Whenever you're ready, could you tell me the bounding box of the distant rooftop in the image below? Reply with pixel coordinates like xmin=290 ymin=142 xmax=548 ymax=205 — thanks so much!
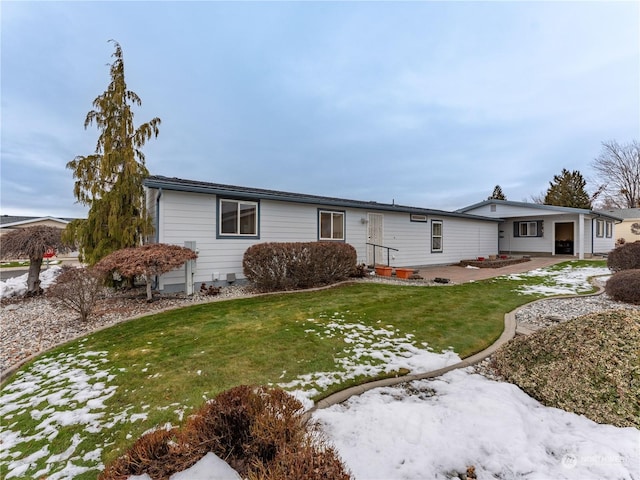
xmin=0 ymin=215 xmax=77 ymax=227
xmin=596 ymin=208 xmax=640 ymax=220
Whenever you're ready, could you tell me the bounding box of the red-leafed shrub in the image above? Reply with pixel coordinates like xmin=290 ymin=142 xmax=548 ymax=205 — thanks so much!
xmin=94 ymin=243 xmax=197 ymax=301
xmin=605 ymin=269 xmax=640 ymax=304
xmin=607 ymin=241 xmax=640 ymax=272
xmin=243 ymin=242 xmax=357 ymax=291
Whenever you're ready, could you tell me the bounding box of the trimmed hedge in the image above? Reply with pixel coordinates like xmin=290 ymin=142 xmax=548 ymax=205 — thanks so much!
xmin=607 ymin=241 xmax=640 ymax=272
xmin=100 ymin=385 xmax=352 ymax=479
xmin=243 ymin=242 xmax=358 ymax=291
xmin=605 ymin=269 xmax=640 ymax=305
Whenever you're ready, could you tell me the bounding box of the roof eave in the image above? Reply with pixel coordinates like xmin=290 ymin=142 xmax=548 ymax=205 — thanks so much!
xmin=144 ymin=176 xmax=501 ymax=222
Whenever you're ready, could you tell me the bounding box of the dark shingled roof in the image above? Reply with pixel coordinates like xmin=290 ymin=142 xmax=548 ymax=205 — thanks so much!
xmin=144 ymin=175 xmax=501 ymax=222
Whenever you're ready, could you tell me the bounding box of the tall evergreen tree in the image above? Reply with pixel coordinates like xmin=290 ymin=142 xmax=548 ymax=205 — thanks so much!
xmin=487 ymin=185 xmax=506 ymax=200
xmin=543 ymin=168 xmax=591 ymax=209
xmin=66 ymin=41 xmax=160 ymax=265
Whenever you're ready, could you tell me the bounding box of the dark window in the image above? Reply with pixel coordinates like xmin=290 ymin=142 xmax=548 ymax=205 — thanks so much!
xmin=431 ymin=220 xmax=443 ymax=252
xmin=319 ymin=210 xmax=345 ymax=240
xmin=513 ymin=220 xmax=543 ymax=237
xmin=219 ymin=199 xmax=258 ymax=236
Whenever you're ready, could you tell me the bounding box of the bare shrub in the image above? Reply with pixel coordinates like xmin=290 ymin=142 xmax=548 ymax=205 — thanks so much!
xmin=248 ymin=432 xmax=352 ymax=480
xmin=243 ymin=242 xmax=357 ymax=291
xmin=607 ymin=240 xmax=640 ymax=272
xmin=102 ymin=385 xmax=352 ymax=479
xmin=605 ymin=269 xmax=640 ymax=304
xmin=47 ymin=267 xmax=106 ymax=321
xmin=99 ymin=427 xmax=195 ymax=480
xmin=185 ymin=385 xmax=307 ymax=475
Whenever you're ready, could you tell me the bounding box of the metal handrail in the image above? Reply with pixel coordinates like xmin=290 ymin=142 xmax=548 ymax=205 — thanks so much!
xmin=366 ymin=242 xmax=399 ymax=267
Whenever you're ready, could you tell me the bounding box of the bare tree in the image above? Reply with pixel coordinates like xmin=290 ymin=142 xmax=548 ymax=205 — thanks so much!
xmin=592 ymin=140 xmax=640 ymax=208
xmin=94 ymin=243 xmax=197 ymax=301
xmin=0 ymin=226 xmax=75 ymax=296
xmin=48 ymin=267 xmax=106 ymax=321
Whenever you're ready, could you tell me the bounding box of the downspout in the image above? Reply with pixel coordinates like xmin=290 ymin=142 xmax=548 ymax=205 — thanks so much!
xmin=591 ymin=217 xmax=594 ymax=257
xmin=153 ymin=188 xmax=163 ymax=289
xmin=590 ymin=212 xmax=622 ymax=257
xmin=155 ymin=188 xmax=163 ymax=243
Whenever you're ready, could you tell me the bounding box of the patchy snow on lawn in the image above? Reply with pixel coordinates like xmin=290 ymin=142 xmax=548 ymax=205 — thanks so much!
xmin=313 ymin=368 xmax=640 ymax=480
xmin=277 ymin=311 xmax=460 ymax=405
xmin=505 ymin=263 xmax=610 ymax=296
xmin=0 ymin=343 xmax=149 ymax=479
xmin=2 ymin=262 xmax=633 ymax=479
xmin=0 ymin=265 xmax=62 ymax=298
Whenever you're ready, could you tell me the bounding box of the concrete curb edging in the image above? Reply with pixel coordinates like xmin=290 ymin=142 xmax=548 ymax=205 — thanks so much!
xmin=306 ymin=309 xmax=517 ymax=415
xmin=307 ymin=276 xmax=608 ymax=415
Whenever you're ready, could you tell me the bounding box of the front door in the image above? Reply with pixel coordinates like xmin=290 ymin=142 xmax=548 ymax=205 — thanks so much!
xmin=555 ymin=222 xmax=574 ymax=255
xmin=367 ymin=213 xmax=384 ymax=266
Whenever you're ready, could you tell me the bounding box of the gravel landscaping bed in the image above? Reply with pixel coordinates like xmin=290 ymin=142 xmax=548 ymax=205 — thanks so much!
xmin=515 ymin=293 xmax=640 ymax=329
xmin=0 ymin=285 xmax=255 ymax=376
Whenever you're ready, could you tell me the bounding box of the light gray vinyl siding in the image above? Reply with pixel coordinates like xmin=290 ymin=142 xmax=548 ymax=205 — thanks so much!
xmin=592 ymin=218 xmax=615 ymax=254
xmin=440 ymin=218 xmax=498 ymax=262
xmin=151 ymin=188 xmax=499 ymax=291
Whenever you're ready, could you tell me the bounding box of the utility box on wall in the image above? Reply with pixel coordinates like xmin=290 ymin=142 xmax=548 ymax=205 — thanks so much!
xmin=184 ymin=241 xmax=196 ymax=295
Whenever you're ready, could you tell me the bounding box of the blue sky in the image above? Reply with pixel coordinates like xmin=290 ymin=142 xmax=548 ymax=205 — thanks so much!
xmin=1 ymin=1 xmax=638 ymax=218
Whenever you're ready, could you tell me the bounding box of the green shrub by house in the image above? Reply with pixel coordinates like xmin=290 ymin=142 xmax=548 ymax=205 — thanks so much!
xmin=243 ymin=242 xmax=357 ymax=291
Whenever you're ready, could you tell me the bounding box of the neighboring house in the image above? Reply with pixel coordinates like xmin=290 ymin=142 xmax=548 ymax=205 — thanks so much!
xmin=143 ymin=175 xmax=501 ymax=292
xmin=457 ymin=200 xmax=622 ymax=259
xmin=0 ymin=215 xmax=73 ymax=236
xmin=596 ymin=208 xmax=640 ymax=244
xmin=0 ymin=215 xmax=79 ymax=261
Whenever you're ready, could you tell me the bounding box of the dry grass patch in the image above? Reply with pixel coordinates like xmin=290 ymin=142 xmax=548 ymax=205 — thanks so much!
xmin=491 ymin=310 xmax=640 ymax=428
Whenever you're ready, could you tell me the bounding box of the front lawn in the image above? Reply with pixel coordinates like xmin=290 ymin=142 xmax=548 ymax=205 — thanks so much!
xmin=0 ymin=260 xmax=607 ymax=479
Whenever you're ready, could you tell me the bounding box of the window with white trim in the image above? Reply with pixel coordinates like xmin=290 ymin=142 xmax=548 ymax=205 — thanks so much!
xmin=595 ymin=219 xmax=604 ymax=238
xmin=605 ymin=221 xmax=613 ymax=238
xmin=431 ymin=220 xmax=443 ymax=253
xmin=219 ymin=199 xmax=258 ymax=236
xmin=319 ymin=210 xmax=345 ymax=241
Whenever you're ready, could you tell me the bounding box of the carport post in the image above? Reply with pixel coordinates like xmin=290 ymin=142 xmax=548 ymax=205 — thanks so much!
xmin=578 ymin=214 xmax=584 ymax=260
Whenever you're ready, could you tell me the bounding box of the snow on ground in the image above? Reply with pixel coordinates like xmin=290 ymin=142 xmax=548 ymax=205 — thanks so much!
xmin=0 ymin=343 xmax=150 ymax=479
xmin=3 ymin=261 xmax=635 ymax=479
xmin=278 ymin=311 xmax=461 ymax=406
xmin=505 ymin=264 xmax=610 ymax=296
xmin=313 ymin=368 xmax=639 ymax=480
xmin=0 ymin=265 xmax=62 ymax=298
